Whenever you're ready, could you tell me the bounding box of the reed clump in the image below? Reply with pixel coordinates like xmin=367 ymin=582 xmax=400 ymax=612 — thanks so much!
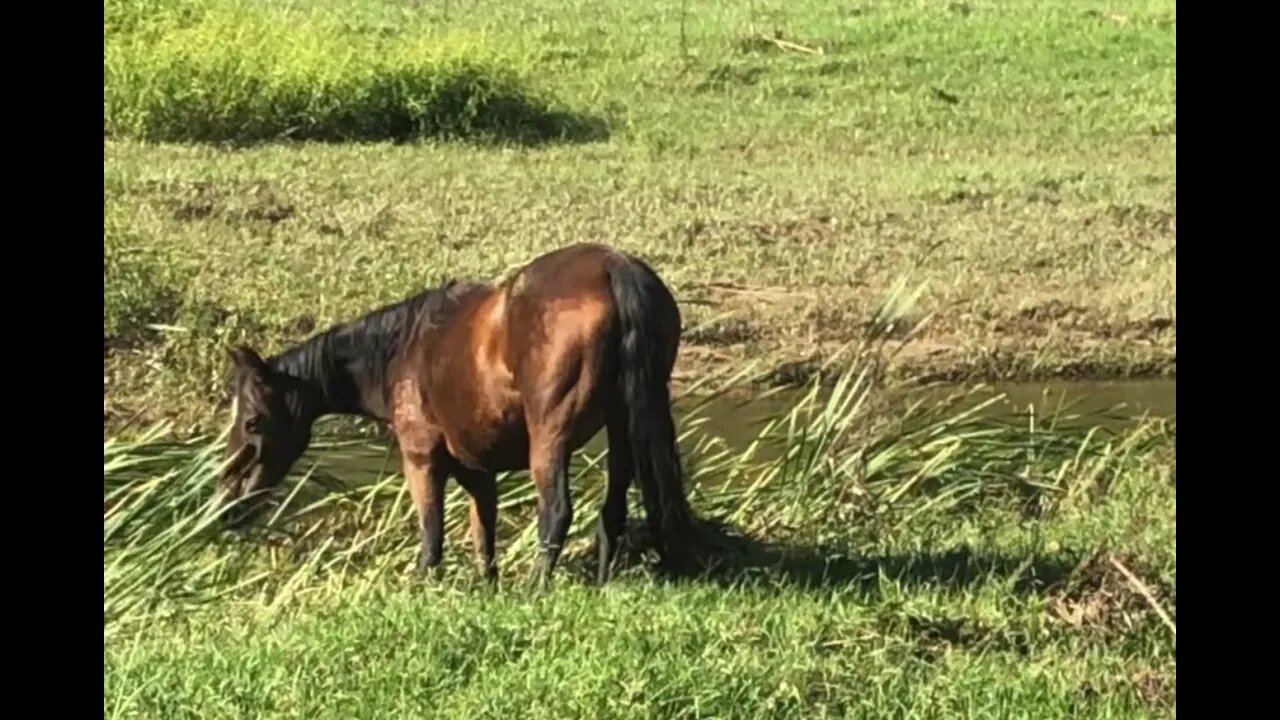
xmin=103 ymin=358 xmax=1172 ymax=633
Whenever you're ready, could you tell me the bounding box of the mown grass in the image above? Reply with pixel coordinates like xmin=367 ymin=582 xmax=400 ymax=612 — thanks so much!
xmin=103 ymin=0 xmax=1175 ymax=433
xmin=104 ymin=358 xmax=1176 ymax=718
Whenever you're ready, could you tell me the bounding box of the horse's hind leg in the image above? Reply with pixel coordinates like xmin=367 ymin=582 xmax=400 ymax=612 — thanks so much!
xmin=598 ymin=410 xmax=634 ymax=584
xmin=528 ymin=433 xmax=573 ymax=586
xmin=454 ymin=467 xmax=499 ymax=582
xmin=523 ymin=385 xmax=581 ymax=585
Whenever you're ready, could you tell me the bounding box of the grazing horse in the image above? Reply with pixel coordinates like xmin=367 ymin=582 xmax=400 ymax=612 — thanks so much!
xmin=215 ymin=243 xmax=692 ymax=584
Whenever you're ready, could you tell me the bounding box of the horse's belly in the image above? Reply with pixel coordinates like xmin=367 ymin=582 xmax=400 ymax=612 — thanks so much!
xmin=443 ymin=404 xmax=606 ymax=473
xmin=568 ymin=408 xmax=607 ymax=452
xmin=443 ymin=410 xmax=529 ymax=473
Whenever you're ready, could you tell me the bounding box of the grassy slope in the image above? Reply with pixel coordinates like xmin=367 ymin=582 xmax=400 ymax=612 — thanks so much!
xmin=103 ymin=0 xmax=1175 ymax=433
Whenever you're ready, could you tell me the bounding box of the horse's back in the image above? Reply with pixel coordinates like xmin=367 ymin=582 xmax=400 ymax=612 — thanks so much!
xmin=500 ymin=242 xmax=679 ymax=388
xmin=503 ymin=243 xmax=621 ymax=300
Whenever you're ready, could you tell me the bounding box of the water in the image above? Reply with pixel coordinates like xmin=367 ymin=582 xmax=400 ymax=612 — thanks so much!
xmin=301 ymin=379 xmax=1175 ymax=486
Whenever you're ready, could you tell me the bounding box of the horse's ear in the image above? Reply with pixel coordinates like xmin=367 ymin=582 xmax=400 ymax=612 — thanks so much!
xmin=229 ymin=345 xmax=269 ymax=376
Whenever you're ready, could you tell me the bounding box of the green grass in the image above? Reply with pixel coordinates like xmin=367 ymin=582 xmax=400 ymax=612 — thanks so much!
xmin=104 ymin=361 xmax=1176 ymax=718
xmin=106 ymin=581 xmax=1171 ymax=719
xmin=104 ymin=0 xmax=601 ymax=144
xmin=102 ymin=0 xmax=1176 ymax=433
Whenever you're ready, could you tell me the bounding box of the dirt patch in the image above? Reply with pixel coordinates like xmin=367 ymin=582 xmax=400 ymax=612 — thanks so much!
xmin=670 ymin=214 xmax=844 ymax=247
xmin=944 ymin=187 xmax=995 ymax=207
xmin=286 ymin=313 xmax=318 ymax=336
xmin=684 ymin=317 xmax=761 ymax=346
xmin=162 ymin=181 xmax=297 ymax=225
xmin=171 ymin=183 xmax=220 ymax=221
xmin=696 ymin=63 xmax=766 ymax=92
xmin=244 ymin=183 xmax=296 ymax=224
xmin=881 ymin=613 xmax=1033 ymax=664
xmin=761 ymin=357 xmax=824 ymax=386
xmin=1017 ymin=299 xmax=1087 ymax=324
xmin=885 ymin=338 xmax=959 ymax=365
xmin=1082 ymin=203 xmax=1176 ymax=249
xmin=1045 ymin=553 xmax=1175 ymax=637
xmin=1105 ymin=203 xmax=1175 ymax=233
xmin=987 ymin=301 xmax=1175 ymax=342
xmin=1131 ymin=666 xmax=1175 ymax=710
xmin=1076 ymin=665 xmax=1174 ymax=713
xmin=805 ymin=303 xmax=881 ymax=338
xmin=669 ymin=281 xmax=1174 ymax=393
xmin=743 ymin=215 xmax=842 ymax=246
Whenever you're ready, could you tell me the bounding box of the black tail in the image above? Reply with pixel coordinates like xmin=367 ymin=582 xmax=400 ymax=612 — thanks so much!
xmin=606 ymin=253 xmax=693 ymax=565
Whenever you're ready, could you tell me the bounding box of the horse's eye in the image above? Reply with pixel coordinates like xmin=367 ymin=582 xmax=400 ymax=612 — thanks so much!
xmin=243 ymin=417 xmax=263 ymax=434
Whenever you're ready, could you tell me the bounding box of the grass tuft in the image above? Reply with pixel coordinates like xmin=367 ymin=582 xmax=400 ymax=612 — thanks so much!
xmin=104 ymin=0 xmax=606 ymax=144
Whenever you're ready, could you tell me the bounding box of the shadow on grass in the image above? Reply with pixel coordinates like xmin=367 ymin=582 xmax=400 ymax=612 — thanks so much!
xmin=132 ymin=87 xmax=612 ymax=148
xmin=563 ymin=515 xmax=1084 ymax=596
xmin=471 ymin=98 xmax=612 ymax=147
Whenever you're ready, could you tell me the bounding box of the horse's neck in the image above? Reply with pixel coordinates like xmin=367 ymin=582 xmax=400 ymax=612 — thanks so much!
xmin=269 ymin=332 xmax=391 ymax=423
xmin=271 ymin=280 xmax=489 ymax=423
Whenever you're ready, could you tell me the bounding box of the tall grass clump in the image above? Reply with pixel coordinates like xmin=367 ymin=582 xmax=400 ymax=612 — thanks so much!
xmin=104 ymin=0 xmax=604 ymax=144
xmin=103 ymin=354 xmax=1172 ymax=635
xmin=105 ymin=0 xmax=206 ymax=37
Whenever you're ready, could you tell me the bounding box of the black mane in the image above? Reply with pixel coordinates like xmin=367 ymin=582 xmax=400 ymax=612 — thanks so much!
xmin=267 ymin=279 xmax=481 ymax=420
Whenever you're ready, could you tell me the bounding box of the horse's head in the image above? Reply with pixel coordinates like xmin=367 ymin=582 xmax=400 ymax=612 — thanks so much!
xmin=216 ymin=345 xmax=313 ymax=527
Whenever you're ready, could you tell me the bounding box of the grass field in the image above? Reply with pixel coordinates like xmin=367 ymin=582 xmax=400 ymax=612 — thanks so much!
xmin=104 ymin=368 xmax=1176 ymax=719
xmin=103 ymin=1 xmax=1175 ymax=717
xmin=103 ymin=0 xmax=1175 ymax=434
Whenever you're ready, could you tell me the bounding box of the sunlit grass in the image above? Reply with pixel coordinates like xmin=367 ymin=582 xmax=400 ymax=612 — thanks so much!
xmin=102 ymin=0 xmax=1176 ymax=432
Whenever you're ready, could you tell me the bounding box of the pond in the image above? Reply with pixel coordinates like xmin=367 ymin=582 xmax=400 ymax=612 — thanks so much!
xmin=299 ymin=379 xmax=1176 ymax=487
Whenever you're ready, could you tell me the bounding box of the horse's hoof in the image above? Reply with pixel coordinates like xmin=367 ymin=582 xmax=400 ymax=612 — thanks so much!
xmin=527 ymin=566 xmax=555 ymax=592
xmin=418 ymin=558 xmax=446 ymax=581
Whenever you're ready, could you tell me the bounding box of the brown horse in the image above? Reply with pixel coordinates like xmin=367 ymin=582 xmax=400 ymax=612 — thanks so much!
xmin=215 ymin=243 xmax=692 ymax=584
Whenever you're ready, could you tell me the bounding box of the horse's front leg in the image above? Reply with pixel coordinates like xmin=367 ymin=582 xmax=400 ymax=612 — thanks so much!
xmin=455 ymin=467 xmax=500 ymax=583
xmin=402 ymin=447 xmax=448 ymax=574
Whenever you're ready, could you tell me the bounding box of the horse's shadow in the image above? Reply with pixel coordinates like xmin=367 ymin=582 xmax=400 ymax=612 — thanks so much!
xmin=562 ymin=515 xmax=1084 ymax=596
